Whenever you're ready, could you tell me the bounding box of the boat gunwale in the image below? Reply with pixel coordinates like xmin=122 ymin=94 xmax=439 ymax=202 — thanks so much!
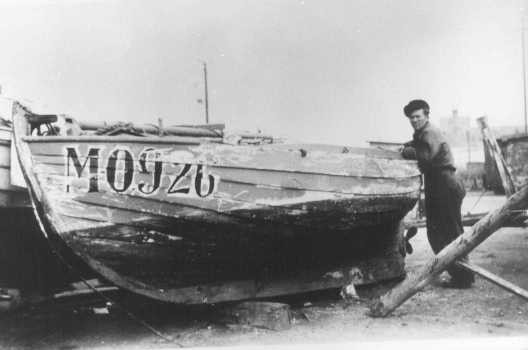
xmin=22 ymin=135 xmax=221 ymax=145
xmin=22 ymin=135 xmax=418 ymax=161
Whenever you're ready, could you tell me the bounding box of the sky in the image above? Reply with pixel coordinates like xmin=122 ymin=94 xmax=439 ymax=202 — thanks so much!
xmin=0 ymin=0 xmax=526 ymax=146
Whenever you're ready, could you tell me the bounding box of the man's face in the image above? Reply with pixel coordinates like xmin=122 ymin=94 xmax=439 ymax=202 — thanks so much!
xmin=408 ymin=109 xmax=428 ymax=131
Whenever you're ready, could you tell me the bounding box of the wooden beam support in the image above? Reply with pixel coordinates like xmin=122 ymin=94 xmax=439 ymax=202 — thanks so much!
xmin=456 ymin=261 xmax=528 ymax=301
xmin=404 ymin=211 xmax=528 ymax=229
xmin=404 ymin=212 xmax=488 ymax=229
xmin=368 ymin=184 xmax=528 ymax=317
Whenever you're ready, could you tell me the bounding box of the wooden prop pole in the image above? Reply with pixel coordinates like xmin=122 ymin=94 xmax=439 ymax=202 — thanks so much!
xmin=456 ymin=261 xmax=528 ymax=301
xmin=369 ymin=185 xmax=528 ymax=317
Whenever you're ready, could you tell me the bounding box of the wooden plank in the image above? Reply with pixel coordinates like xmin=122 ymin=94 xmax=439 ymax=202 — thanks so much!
xmin=405 ymin=211 xmax=528 ymax=229
xmin=31 ymin=154 xmax=420 ymax=196
xmin=25 ymin=139 xmax=420 ymax=180
xmin=456 ymin=261 xmax=528 ymax=301
xmin=477 ymin=117 xmax=516 ymax=196
xmin=404 ymin=212 xmax=488 ymax=229
xmin=32 ymin=167 xmax=417 ymax=232
xmin=369 ymin=184 xmax=528 ymax=317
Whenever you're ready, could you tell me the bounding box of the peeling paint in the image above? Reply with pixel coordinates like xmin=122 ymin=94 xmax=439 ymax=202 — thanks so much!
xmin=324 ymin=271 xmax=344 ymax=279
xmin=348 ymin=267 xmax=364 ymax=280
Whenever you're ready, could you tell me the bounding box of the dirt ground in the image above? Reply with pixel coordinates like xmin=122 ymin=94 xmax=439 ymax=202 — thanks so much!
xmin=0 ymin=192 xmax=527 ymax=349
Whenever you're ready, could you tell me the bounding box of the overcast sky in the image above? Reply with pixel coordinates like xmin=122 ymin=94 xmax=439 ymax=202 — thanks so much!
xmin=0 ymin=0 xmax=525 ymax=145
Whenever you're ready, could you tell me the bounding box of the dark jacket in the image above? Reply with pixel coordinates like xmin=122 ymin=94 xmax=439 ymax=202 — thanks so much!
xmin=401 ymin=121 xmax=456 ymax=174
xmin=401 ymin=121 xmax=472 ymax=283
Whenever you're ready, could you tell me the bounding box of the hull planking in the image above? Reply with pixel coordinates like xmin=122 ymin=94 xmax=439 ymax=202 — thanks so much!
xmin=13 ymin=102 xmax=421 ymax=303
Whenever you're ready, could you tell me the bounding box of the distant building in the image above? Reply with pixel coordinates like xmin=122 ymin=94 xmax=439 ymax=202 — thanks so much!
xmin=438 ymin=109 xmax=474 ymax=147
xmin=438 ymin=109 xmax=523 ymax=148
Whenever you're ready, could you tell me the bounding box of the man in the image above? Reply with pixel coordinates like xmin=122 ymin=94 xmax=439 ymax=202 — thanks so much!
xmin=401 ymin=99 xmax=474 ymax=288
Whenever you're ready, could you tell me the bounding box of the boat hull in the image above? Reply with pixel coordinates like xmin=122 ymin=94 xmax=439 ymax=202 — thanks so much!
xmin=13 ymin=102 xmax=421 ymax=303
xmin=0 ymin=102 xmax=62 ymax=295
xmin=0 ymin=126 xmax=29 ymax=208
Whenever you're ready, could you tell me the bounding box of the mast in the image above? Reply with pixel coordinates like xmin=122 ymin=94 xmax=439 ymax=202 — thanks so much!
xmin=522 ymin=13 xmax=527 ymax=134
xmin=203 ymin=62 xmax=209 ymax=124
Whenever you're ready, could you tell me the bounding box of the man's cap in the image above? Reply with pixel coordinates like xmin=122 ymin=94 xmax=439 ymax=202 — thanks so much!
xmin=404 ymin=99 xmax=430 ymax=117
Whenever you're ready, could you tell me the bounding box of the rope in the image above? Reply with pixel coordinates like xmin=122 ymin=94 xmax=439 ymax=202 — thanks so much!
xmin=468 ymin=188 xmax=488 ymax=214
xmin=94 ymin=122 xmax=145 ymax=136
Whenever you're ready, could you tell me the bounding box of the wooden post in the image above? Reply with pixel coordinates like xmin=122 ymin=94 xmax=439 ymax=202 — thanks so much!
xmin=522 ymin=15 xmax=527 ymax=134
xmin=369 ymin=184 xmax=528 ymax=317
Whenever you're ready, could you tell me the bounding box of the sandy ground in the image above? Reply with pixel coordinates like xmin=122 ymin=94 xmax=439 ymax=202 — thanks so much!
xmin=0 ymin=192 xmax=527 ymax=349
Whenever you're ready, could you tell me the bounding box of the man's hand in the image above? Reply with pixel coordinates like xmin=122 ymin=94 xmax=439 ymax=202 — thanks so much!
xmin=401 ymin=145 xmax=416 ymax=159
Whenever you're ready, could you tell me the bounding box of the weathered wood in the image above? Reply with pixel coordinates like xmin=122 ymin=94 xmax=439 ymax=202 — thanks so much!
xmin=219 ymin=301 xmax=292 ymax=330
xmin=456 ymin=261 xmax=528 ymax=301
xmin=12 ymin=100 xmax=416 ymax=304
xmin=31 ymin=152 xmax=419 ymax=196
xmin=369 ymin=184 xmax=528 ymax=317
xmin=478 ymin=116 xmax=516 ymax=196
xmin=23 ymin=140 xmax=420 ymax=180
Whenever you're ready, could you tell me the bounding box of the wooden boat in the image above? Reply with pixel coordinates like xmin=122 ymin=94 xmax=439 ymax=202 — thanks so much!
xmin=0 ymin=98 xmax=69 ymax=296
xmin=12 ymin=101 xmax=421 ymax=304
xmin=0 ymin=99 xmax=29 ymax=208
